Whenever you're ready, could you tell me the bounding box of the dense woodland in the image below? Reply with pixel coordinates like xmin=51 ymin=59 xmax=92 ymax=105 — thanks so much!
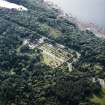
xmin=0 ymin=0 xmax=105 ymax=105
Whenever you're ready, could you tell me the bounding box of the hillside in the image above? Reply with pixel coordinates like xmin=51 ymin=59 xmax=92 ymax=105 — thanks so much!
xmin=0 ymin=0 xmax=105 ymax=105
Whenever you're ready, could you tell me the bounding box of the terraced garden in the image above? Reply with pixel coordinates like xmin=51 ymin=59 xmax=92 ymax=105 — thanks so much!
xmin=38 ymin=43 xmax=74 ymax=68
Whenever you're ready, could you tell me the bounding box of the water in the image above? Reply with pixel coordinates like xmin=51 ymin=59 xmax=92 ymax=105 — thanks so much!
xmin=45 ymin=0 xmax=105 ymax=28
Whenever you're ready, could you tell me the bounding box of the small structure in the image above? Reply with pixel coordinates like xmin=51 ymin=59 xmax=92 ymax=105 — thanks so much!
xmin=39 ymin=37 xmax=46 ymax=44
xmin=23 ymin=39 xmax=29 ymax=45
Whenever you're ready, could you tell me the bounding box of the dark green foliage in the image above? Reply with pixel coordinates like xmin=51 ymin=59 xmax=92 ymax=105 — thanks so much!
xmin=51 ymin=76 xmax=94 ymax=105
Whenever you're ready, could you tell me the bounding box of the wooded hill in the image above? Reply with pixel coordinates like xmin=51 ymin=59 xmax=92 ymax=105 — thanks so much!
xmin=0 ymin=0 xmax=105 ymax=105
